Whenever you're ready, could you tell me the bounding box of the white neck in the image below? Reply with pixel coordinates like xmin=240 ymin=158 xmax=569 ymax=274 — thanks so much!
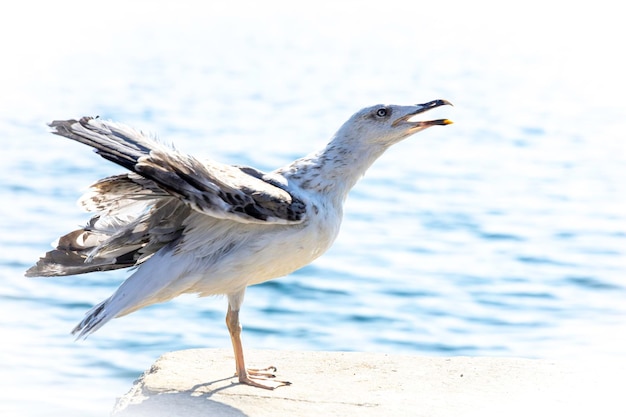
xmin=276 ymin=129 xmax=388 ymax=205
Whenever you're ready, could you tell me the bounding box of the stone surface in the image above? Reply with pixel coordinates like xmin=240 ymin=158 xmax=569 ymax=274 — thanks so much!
xmin=112 ymin=349 xmax=624 ymax=417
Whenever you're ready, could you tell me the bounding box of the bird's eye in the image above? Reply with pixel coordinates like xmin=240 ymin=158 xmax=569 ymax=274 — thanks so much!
xmin=376 ymin=108 xmax=388 ymax=118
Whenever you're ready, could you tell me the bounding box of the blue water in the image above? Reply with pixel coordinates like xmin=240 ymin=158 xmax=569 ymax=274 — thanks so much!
xmin=2 ymin=2 xmax=626 ymax=416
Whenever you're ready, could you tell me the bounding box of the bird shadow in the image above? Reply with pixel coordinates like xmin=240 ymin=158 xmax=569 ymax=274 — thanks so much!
xmin=190 ymin=375 xmax=243 ymax=397
xmin=114 ymin=375 xmax=252 ymax=417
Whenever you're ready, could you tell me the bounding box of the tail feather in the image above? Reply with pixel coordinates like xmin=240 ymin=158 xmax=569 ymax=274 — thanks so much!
xmin=71 ymin=299 xmax=111 ymax=339
xmin=71 ymin=247 xmax=190 ymax=338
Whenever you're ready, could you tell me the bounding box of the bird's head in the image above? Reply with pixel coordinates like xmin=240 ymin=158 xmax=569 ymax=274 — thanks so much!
xmin=340 ymin=99 xmax=453 ymax=148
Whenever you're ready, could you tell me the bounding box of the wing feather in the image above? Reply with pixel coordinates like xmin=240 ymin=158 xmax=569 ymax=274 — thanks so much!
xmin=49 ymin=117 xmax=306 ymax=224
xmin=25 ymin=174 xmax=190 ymax=277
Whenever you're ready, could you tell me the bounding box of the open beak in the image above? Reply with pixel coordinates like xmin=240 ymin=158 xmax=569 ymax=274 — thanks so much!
xmin=392 ymin=99 xmax=453 ymax=128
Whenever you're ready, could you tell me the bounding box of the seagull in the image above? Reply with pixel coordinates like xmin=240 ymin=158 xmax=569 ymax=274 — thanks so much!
xmin=26 ymin=100 xmax=452 ymax=389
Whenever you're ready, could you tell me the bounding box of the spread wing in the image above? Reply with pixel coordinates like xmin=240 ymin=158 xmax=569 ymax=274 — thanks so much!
xmin=25 ymin=173 xmax=190 ymax=277
xmin=48 ymin=117 xmax=307 ymax=225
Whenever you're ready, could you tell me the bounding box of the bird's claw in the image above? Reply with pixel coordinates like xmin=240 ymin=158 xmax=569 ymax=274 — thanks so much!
xmin=248 ymin=366 xmax=278 ymax=377
xmin=235 ymin=366 xmax=291 ymax=390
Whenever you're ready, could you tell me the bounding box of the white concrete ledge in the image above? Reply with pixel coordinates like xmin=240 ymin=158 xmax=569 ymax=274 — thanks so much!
xmin=111 ymin=349 xmax=624 ymax=417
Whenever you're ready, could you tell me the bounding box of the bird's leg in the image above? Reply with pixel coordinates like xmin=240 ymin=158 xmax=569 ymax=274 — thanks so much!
xmin=225 ymin=305 xmax=291 ymax=389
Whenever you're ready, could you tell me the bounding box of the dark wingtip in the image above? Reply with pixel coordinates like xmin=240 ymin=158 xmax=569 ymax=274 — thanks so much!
xmin=48 ymin=119 xmax=76 ymax=135
xmin=24 ymin=266 xmax=38 ymax=277
xmin=24 ymin=260 xmax=60 ymax=277
xmin=48 ymin=117 xmax=95 ymax=131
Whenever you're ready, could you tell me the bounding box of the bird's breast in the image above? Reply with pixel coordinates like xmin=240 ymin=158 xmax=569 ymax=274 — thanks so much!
xmin=179 ymin=202 xmax=343 ymax=292
xmin=244 ymin=200 xmax=342 ymax=284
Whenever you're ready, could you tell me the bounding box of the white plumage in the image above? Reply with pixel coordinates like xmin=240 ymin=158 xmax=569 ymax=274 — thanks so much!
xmin=26 ymin=100 xmax=452 ymax=388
